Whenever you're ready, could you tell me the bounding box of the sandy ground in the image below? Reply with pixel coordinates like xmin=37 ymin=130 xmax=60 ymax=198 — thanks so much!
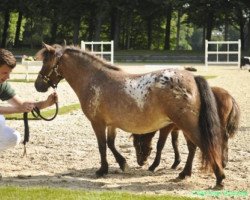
xmin=0 ymin=64 xmax=249 ymax=199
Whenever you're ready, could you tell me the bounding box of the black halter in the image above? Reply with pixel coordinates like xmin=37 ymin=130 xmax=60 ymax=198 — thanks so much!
xmin=38 ymin=64 xmax=63 ymax=89
xmin=39 ymin=49 xmax=64 ymax=89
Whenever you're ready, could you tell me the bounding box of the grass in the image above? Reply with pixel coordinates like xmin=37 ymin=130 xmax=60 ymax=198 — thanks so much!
xmin=10 ymin=48 xmax=205 ymax=64
xmin=115 ymin=50 xmax=204 ymax=56
xmin=8 ymin=78 xmax=66 ymax=83
xmin=204 ymin=75 xmax=217 ymax=79
xmin=9 ymin=48 xmax=205 ymax=56
xmin=12 ymin=72 xmax=39 ymax=74
xmin=5 ymin=103 xmax=81 ymax=120
xmin=0 ymin=186 xmax=201 ymax=200
xmin=8 ymin=79 xmax=36 ymax=83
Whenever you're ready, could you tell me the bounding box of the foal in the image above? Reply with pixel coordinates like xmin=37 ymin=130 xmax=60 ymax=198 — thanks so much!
xmin=133 ymin=87 xmax=240 ymax=179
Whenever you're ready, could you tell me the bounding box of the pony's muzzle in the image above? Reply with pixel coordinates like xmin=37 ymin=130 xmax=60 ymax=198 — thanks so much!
xmin=137 ymin=157 xmax=147 ymax=166
xmin=34 ymin=80 xmax=49 ymax=92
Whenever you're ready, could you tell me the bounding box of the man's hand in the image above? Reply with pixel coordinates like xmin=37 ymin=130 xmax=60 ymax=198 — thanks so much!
xmin=46 ymin=92 xmax=58 ymax=107
xmin=21 ymin=102 xmax=35 ymax=112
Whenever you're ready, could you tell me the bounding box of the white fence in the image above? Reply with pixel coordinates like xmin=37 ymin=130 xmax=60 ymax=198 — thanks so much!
xmin=205 ymin=40 xmax=241 ymax=67
xmin=81 ymin=40 xmax=114 ymax=64
xmin=21 ymin=59 xmax=42 ymax=81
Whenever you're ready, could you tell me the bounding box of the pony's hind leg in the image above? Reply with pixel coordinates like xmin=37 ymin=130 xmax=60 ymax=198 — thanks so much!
xmin=213 ymin=161 xmax=226 ymax=189
xmin=171 ymin=129 xmax=181 ymax=169
xmin=107 ymin=126 xmax=128 ymax=172
xmin=178 ymin=136 xmax=197 ymax=179
xmin=194 ymin=76 xmax=225 ymax=188
xmin=91 ymin=122 xmax=108 ymax=177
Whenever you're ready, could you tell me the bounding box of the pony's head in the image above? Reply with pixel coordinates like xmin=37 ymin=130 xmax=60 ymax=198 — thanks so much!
xmin=35 ymin=43 xmax=64 ymax=92
xmin=132 ymin=132 xmax=155 ymax=166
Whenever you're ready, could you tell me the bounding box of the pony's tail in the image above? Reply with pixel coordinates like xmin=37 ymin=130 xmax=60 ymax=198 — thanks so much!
xmin=226 ymin=97 xmax=240 ymax=138
xmin=194 ymin=76 xmax=222 ymax=170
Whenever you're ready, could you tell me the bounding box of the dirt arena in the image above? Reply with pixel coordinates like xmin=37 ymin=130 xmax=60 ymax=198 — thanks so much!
xmin=0 ymin=64 xmax=249 ymax=199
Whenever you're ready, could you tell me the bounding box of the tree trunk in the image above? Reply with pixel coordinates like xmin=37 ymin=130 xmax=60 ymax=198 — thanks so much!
xmin=50 ymin=10 xmax=58 ymax=44
xmin=125 ymin=11 xmax=132 ymax=49
xmin=110 ymin=7 xmax=120 ymax=50
xmin=94 ymin=12 xmax=103 ymax=41
xmin=87 ymin=7 xmax=95 ymax=41
xmin=176 ymin=10 xmax=181 ymax=50
xmin=240 ymin=19 xmax=245 ymax=51
xmin=206 ymin=12 xmax=214 ymax=41
xmin=237 ymin=8 xmax=245 ymax=51
xmin=164 ymin=4 xmax=172 ymax=50
xmin=50 ymin=21 xmax=58 ymax=44
xmin=224 ymin=14 xmax=229 ymax=41
xmin=202 ymin=26 xmax=206 ymax=50
xmin=246 ymin=19 xmax=250 ymax=54
xmin=73 ymin=17 xmax=81 ymax=45
xmin=146 ymin=16 xmax=153 ymax=50
xmin=14 ymin=11 xmax=23 ymax=48
xmin=1 ymin=9 xmax=10 ymax=48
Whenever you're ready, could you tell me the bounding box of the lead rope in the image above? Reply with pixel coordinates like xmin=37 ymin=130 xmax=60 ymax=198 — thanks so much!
xmin=31 ymin=102 xmax=59 ymax=121
xmin=22 ymin=101 xmax=59 ymax=156
xmin=23 ymin=112 xmax=29 ymax=156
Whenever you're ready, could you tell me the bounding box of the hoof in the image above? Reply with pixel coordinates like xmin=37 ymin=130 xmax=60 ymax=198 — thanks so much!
xmin=95 ymin=168 xmax=108 ymax=178
xmin=213 ymin=183 xmax=224 ymax=190
xmin=178 ymin=171 xmax=191 ymax=179
xmin=121 ymin=162 xmax=129 ymax=172
xmin=178 ymin=173 xmax=186 ymax=180
xmin=148 ymin=165 xmax=156 ymax=172
xmin=171 ymin=160 xmax=181 ymax=169
xmin=137 ymin=161 xmax=146 ymax=166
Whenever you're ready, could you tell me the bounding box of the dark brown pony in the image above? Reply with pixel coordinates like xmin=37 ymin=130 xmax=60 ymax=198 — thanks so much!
xmin=35 ymin=43 xmax=225 ymax=188
xmin=133 ymin=87 xmax=240 ymax=179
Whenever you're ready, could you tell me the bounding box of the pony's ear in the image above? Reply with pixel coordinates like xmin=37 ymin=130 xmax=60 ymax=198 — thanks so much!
xmin=42 ymin=42 xmax=56 ymax=53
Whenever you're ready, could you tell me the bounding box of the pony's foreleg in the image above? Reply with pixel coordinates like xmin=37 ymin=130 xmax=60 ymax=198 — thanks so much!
xmin=149 ymin=124 xmax=174 ymax=172
xmin=107 ymin=127 xmax=128 ymax=172
xmin=171 ymin=129 xmax=181 ymax=169
xmin=91 ymin=122 xmax=108 ymax=177
xmin=178 ymin=135 xmax=197 ymax=179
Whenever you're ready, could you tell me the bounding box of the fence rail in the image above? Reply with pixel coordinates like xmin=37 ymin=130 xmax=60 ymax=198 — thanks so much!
xmin=21 ymin=59 xmax=42 ymax=81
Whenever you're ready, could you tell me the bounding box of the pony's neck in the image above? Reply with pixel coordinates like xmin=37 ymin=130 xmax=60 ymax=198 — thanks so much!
xmin=59 ymin=52 xmax=104 ymax=97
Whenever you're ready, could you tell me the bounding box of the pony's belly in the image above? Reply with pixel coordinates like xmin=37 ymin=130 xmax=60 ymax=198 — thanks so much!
xmin=116 ymin=117 xmax=172 ymax=134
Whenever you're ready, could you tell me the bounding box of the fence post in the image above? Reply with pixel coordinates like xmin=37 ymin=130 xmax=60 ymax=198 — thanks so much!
xmin=238 ymin=39 xmax=241 ymax=68
xmin=205 ymin=40 xmax=208 ymax=68
xmin=111 ymin=40 xmax=114 ymax=64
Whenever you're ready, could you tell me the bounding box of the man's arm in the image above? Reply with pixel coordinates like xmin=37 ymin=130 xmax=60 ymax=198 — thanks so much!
xmin=34 ymin=92 xmax=58 ymax=110
xmin=0 ymin=93 xmax=58 ymax=114
xmin=0 ymin=95 xmax=34 ymax=114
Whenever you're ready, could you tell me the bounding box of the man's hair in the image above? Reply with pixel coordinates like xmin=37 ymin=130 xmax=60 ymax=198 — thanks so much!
xmin=0 ymin=49 xmax=16 ymax=68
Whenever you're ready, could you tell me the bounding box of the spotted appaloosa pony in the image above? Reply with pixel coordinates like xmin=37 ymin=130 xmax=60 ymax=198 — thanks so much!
xmin=35 ymin=43 xmax=225 ymax=188
xmin=133 ymin=87 xmax=240 ymax=179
